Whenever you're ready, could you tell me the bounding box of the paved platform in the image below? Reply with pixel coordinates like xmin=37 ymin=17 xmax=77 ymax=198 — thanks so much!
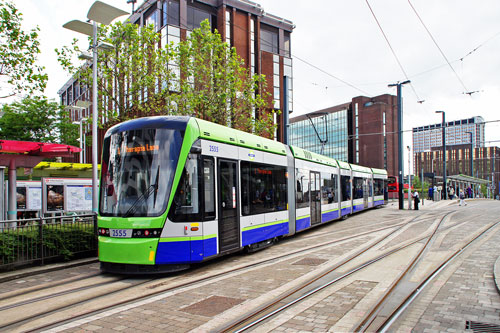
xmin=1 ymin=198 xmax=499 ymax=333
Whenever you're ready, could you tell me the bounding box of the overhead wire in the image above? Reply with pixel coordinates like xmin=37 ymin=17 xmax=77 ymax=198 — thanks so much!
xmin=364 ymin=0 xmax=424 ymax=103
xmin=407 ymin=0 xmax=471 ymax=95
xmin=158 ymin=5 xmax=374 ymax=98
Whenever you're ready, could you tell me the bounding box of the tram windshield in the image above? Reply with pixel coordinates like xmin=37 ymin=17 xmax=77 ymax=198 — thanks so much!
xmin=100 ymin=128 xmax=183 ymax=217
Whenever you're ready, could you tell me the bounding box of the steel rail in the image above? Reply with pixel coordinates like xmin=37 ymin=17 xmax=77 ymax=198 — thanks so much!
xmin=218 ymin=213 xmax=451 ymax=332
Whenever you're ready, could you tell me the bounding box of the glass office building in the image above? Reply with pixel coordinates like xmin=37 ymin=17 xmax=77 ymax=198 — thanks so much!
xmin=289 ymin=108 xmax=349 ymax=161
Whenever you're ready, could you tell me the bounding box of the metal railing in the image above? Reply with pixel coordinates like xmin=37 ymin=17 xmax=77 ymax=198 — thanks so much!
xmin=0 ymin=214 xmax=97 ymax=272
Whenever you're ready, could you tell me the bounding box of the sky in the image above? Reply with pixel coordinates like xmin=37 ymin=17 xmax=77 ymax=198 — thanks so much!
xmin=10 ymin=0 xmax=500 ymax=156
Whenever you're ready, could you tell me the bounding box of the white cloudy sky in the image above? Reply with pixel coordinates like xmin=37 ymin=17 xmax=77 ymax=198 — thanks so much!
xmin=11 ymin=0 xmax=500 ymax=151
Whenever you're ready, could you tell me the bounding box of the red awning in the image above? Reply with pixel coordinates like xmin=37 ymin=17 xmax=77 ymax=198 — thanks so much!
xmin=0 ymin=140 xmax=81 ymax=157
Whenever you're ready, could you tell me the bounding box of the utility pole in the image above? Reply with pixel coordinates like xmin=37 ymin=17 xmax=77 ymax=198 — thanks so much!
xmin=408 ymin=145 xmax=412 ymax=210
xmin=466 ymin=131 xmax=473 ymax=178
xmin=388 ymin=80 xmax=410 ymax=210
xmin=436 ymin=111 xmax=447 ymax=199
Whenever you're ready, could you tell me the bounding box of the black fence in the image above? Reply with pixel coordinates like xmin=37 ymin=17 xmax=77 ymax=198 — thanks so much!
xmin=0 ymin=214 xmax=97 ymax=272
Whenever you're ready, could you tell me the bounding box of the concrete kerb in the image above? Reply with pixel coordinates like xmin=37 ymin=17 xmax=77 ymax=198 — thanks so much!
xmin=494 ymin=256 xmax=500 ymax=295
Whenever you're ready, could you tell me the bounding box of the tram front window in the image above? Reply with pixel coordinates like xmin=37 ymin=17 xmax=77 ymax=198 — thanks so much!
xmin=100 ymin=128 xmax=183 ymax=217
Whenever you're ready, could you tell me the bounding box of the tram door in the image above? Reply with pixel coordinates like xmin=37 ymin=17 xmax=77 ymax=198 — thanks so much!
xmin=363 ymin=179 xmax=369 ymax=208
xmin=218 ymin=159 xmax=240 ymax=253
xmin=310 ymin=171 xmax=321 ymax=225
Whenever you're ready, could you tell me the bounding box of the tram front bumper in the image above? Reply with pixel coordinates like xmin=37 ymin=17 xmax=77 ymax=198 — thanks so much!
xmin=98 ymin=236 xmax=158 ymax=265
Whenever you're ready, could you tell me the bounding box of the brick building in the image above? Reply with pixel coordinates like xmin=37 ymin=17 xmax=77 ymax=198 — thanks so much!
xmin=289 ymin=94 xmax=399 ymax=177
xmin=414 ymin=146 xmax=500 ymax=198
xmin=58 ymin=0 xmax=294 ymax=163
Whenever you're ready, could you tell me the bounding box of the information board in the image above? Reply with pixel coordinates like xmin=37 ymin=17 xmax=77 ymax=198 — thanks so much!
xmin=16 ymin=181 xmax=42 ymax=211
xmin=42 ymin=178 xmax=93 ymax=213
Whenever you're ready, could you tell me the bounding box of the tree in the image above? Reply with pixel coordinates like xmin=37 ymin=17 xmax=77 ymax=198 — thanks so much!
xmin=0 ymin=96 xmax=78 ymax=145
xmin=57 ymin=20 xmax=276 ymax=137
xmin=177 ymin=20 xmax=275 ymax=136
xmin=57 ymin=21 xmax=176 ymax=124
xmin=0 ymin=1 xmax=47 ymax=99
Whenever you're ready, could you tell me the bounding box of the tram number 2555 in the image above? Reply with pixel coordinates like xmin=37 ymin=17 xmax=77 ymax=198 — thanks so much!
xmin=209 ymin=145 xmax=219 ymax=153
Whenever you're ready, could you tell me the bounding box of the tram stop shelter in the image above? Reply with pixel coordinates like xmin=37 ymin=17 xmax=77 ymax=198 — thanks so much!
xmin=0 ymin=140 xmax=81 ymax=220
xmin=447 ymin=174 xmax=490 ymax=198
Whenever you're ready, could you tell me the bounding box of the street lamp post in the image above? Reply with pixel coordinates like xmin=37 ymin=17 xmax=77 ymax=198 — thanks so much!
xmin=436 ymin=111 xmax=446 ymax=199
xmin=63 ymin=1 xmax=128 ymax=213
xmin=466 ymin=131 xmax=473 ymax=177
xmin=388 ymin=80 xmax=410 ymax=210
xmin=407 ymin=145 xmax=412 ymax=210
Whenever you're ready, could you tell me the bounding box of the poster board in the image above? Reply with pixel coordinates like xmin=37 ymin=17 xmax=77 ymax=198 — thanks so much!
xmin=42 ymin=178 xmax=92 ymax=213
xmin=16 ymin=181 xmax=42 ymax=211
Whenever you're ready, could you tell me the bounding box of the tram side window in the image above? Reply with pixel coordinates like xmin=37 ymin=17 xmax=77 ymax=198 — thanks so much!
xmin=321 ymin=173 xmax=338 ymax=204
xmin=296 ymin=168 xmax=310 ymax=208
xmin=340 ymin=175 xmax=351 ymax=201
xmin=169 ymin=153 xmax=201 ymax=222
xmin=374 ymin=179 xmax=384 ymax=196
xmin=241 ymin=161 xmax=287 ymax=216
xmin=203 ymin=157 xmax=215 ymax=220
xmin=353 ymin=177 xmax=364 ymax=199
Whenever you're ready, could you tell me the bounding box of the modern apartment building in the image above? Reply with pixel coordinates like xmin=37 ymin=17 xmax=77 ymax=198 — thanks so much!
xmin=289 ymin=94 xmax=399 ymax=177
xmin=412 ymin=116 xmax=485 ymax=153
xmin=58 ymin=0 xmax=294 ymax=163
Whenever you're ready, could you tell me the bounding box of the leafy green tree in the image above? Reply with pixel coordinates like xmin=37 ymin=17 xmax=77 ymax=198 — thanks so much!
xmin=177 ymin=20 xmax=275 ymax=136
xmin=0 ymin=96 xmax=78 ymax=145
xmin=57 ymin=22 xmax=176 ymax=124
xmin=57 ymin=20 xmax=276 ymax=137
xmin=0 ymin=1 xmax=47 ymax=99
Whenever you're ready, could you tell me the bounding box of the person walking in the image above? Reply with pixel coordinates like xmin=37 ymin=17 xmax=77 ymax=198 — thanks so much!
xmin=413 ymin=191 xmax=420 ymax=210
xmin=459 ymin=190 xmax=467 ymax=206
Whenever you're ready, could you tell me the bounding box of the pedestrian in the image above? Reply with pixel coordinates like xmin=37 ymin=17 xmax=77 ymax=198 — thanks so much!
xmin=459 ymin=190 xmax=467 ymax=206
xmin=413 ymin=190 xmax=420 ymax=210
xmin=428 ymin=186 xmax=433 ymax=200
xmin=449 ymin=187 xmax=455 ymax=200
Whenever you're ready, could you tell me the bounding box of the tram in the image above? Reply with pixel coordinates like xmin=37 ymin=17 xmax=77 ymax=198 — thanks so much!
xmin=98 ymin=116 xmax=388 ymax=273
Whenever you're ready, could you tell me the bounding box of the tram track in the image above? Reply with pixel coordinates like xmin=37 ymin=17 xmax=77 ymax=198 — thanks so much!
xmin=357 ymin=219 xmax=500 ymax=332
xmin=0 ymin=211 xmax=431 ymax=332
xmin=215 ymin=212 xmax=454 ymax=332
xmin=214 ymin=210 xmax=498 ymax=333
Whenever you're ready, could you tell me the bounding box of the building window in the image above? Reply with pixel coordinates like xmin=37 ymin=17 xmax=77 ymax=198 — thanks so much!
xmin=273 ymin=54 xmax=280 ymax=110
xmin=163 ymin=0 xmax=179 ymax=27
xmin=187 ymin=5 xmax=212 ymax=30
xmin=284 ymin=32 xmax=291 ymax=57
xmin=283 ymin=57 xmax=293 ymax=113
xmin=144 ymin=5 xmax=158 ymax=31
xmin=260 ymin=24 xmax=278 ymax=54
xmin=225 ymin=9 xmax=231 ymax=46
xmin=250 ymin=18 xmax=256 ymax=75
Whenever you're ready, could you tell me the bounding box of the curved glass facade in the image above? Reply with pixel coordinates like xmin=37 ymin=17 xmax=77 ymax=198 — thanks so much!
xmin=289 ymin=109 xmax=349 ymax=161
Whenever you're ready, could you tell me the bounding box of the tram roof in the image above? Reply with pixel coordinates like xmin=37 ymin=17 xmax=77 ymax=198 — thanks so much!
xmin=289 ymin=146 xmax=338 ymax=167
xmin=195 ymin=118 xmax=288 ymax=155
xmin=350 ymin=163 xmax=372 ymax=174
xmin=371 ymin=168 xmax=388 ymax=176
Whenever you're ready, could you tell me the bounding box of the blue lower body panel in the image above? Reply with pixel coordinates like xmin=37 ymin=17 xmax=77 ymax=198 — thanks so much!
xmin=242 ymin=222 xmax=289 ymax=246
xmin=352 ymin=204 xmax=365 ymax=213
xmin=341 ymin=207 xmax=351 ymax=216
xmin=322 ymin=210 xmax=339 ymax=223
xmin=296 ymin=216 xmax=311 ymax=232
xmin=374 ymin=199 xmax=385 ymax=206
xmin=156 ymin=237 xmax=217 ymax=264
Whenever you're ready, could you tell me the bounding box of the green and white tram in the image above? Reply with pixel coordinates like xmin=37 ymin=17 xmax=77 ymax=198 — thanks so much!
xmin=98 ymin=116 xmax=387 ymax=273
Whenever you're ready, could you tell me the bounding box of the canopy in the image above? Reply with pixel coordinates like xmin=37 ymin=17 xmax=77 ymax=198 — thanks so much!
xmin=0 ymin=140 xmax=81 ymax=158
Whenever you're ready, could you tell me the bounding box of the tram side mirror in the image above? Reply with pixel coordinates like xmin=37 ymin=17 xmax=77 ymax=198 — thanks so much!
xmin=190 ymin=146 xmax=201 ymax=153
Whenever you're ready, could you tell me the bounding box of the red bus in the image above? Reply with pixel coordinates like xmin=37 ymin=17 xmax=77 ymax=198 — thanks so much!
xmin=388 ymin=175 xmax=409 ymax=193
